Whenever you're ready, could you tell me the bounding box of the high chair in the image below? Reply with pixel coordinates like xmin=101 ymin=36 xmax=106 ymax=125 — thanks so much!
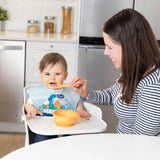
xmin=22 ymin=85 xmax=104 ymax=146
xmin=22 ymin=85 xmax=38 ymax=146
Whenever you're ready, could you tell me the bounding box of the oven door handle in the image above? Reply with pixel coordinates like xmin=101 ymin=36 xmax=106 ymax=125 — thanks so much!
xmin=79 ymin=45 xmax=105 ymax=49
xmin=0 ymin=45 xmax=23 ymax=50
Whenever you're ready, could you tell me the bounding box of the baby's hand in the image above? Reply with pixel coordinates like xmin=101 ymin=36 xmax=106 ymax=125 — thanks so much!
xmin=77 ymin=109 xmax=91 ymax=119
xmin=25 ymin=102 xmax=43 ymax=120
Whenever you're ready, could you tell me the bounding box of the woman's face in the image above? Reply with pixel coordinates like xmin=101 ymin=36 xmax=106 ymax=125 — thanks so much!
xmin=40 ymin=62 xmax=68 ymax=90
xmin=103 ymin=32 xmax=122 ymax=69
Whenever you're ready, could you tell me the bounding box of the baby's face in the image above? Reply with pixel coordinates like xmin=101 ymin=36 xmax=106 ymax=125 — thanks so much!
xmin=40 ymin=62 xmax=68 ymax=90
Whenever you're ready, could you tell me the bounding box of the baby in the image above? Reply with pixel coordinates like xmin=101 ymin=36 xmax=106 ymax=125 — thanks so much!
xmin=24 ymin=52 xmax=91 ymax=142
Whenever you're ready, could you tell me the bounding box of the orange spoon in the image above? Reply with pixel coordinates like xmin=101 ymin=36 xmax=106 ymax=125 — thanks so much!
xmin=56 ymin=84 xmax=79 ymax=89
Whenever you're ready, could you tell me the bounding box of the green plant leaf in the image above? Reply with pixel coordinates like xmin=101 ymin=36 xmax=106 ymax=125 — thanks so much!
xmin=0 ymin=7 xmax=9 ymax=21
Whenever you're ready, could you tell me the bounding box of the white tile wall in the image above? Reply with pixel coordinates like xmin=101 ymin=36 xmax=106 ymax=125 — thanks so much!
xmin=0 ymin=0 xmax=79 ymax=33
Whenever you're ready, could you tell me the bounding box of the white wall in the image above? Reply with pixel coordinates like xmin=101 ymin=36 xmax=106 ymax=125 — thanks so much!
xmin=0 ymin=0 xmax=78 ymax=33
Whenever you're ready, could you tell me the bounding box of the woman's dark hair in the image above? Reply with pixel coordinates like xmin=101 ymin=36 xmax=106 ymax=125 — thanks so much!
xmin=39 ymin=53 xmax=67 ymax=73
xmin=103 ymin=8 xmax=160 ymax=104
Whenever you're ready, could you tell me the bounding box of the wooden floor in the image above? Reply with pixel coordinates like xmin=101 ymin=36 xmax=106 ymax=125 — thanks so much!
xmin=0 ymin=132 xmax=25 ymax=159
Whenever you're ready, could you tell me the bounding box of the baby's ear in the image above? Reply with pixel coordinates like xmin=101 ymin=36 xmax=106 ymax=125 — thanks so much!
xmin=65 ymin=72 xmax=68 ymax=80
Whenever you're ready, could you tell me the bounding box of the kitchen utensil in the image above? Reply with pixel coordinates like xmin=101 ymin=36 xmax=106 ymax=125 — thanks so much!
xmin=56 ymin=84 xmax=79 ymax=89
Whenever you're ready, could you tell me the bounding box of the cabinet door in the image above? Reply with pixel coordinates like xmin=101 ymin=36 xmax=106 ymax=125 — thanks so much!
xmin=26 ymin=42 xmax=77 ymax=84
xmin=80 ymin=0 xmax=133 ymax=37
xmin=134 ymin=0 xmax=160 ymax=40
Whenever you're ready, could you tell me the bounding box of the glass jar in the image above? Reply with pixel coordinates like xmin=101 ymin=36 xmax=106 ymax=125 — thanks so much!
xmin=44 ymin=16 xmax=55 ymax=33
xmin=61 ymin=6 xmax=72 ymax=34
xmin=27 ymin=20 xmax=39 ymax=33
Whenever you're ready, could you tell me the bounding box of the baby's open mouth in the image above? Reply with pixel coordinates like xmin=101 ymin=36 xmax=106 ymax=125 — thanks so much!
xmin=49 ymin=82 xmax=56 ymax=86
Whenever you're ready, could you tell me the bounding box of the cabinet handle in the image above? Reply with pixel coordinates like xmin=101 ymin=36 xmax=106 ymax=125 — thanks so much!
xmin=49 ymin=45 xmax=54 ymax=48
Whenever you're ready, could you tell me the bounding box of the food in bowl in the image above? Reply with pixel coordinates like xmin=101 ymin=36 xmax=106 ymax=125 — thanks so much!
xmin=53 ymin=109 xmax=81 ymax=127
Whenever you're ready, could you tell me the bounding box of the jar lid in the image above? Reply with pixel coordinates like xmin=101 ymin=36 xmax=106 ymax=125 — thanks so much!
xmin=44 ymin=16 xmax=55 ymax=20
xmin=27 ymin=20 xmax=39 ymax=24
xmin=62 ymin=6 xmax=72 ymax=10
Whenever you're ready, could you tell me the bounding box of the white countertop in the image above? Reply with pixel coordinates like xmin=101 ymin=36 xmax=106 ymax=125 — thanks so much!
xmin=0 ymin=31 xmax=78 ymax=43
xmin=2 ymin=134 xmax=160 ymax=160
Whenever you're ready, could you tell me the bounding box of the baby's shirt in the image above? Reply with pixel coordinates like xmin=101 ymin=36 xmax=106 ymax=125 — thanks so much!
xmin=27 ymin=84 xmax=80 ymax=115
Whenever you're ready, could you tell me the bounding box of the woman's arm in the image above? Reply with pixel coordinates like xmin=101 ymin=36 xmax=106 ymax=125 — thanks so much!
xmin=82 ymin=82 xmax=121 ymax=105
xmin=72 ymin=76 xmax=121 ymax=106
xmin=134 ymin=84 xmax=160 ymax=135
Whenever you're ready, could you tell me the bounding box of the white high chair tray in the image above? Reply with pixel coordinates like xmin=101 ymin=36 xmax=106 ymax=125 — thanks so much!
xmin=27 ymin=115 xmax=107 ymax=135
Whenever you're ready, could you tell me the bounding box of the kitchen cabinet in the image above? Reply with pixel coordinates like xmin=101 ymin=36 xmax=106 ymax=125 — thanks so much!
xmin=25 ymin=41 xmax=77 ymax=86
xmin=134 ymin=0 xmax=160 ymax=40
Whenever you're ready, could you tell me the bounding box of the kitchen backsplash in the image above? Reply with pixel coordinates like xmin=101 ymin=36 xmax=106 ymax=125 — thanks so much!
xmin=0 ymin=0 xmax=79 ymax=34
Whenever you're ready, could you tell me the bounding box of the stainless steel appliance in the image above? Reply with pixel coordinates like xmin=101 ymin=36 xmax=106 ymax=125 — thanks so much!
xmin=134 ymin=0 xmax=160 ymax=40
xmin=0 ymin=40 xmax=25 ymax=132
xmin=78 ymin=0 xmax=133 ymax=132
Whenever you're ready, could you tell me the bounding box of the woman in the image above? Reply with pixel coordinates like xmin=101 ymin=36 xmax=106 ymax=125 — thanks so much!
xmin=72 ymin=8 xmax=160 ymax=136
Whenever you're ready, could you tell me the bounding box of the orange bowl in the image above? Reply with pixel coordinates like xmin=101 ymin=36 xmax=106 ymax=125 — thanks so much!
xmin=53 ymin=110 xmax=81 ymax=127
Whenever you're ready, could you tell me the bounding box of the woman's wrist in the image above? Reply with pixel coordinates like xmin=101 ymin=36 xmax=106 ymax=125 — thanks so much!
xmin=85 ymin=92 xmax=90 ymax=100
xmin=80 ymin=91 xmax=90 ymax=101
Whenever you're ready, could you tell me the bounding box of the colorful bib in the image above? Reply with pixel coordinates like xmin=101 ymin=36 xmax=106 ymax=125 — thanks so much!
xmin=27 ymin=84 xmax=80 ymax=115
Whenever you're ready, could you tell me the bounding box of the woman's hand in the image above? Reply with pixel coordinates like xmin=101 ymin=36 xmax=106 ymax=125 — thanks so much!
xmin=24 ymin=102 xmax=43 ymax=120
xmin=71 ymin=76 xmax=89 ymax=98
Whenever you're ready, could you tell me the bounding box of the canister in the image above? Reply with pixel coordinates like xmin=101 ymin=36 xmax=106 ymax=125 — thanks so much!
xmin=27 ymin=20 xmax=39 ymax=33
xmin=61 ymin=6 xmax=72 ymax=34
xmin=44 ymin=16 xmax=55 ymax=33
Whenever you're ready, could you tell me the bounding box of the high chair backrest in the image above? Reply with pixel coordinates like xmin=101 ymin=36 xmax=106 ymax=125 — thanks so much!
xmin=22 ymin=84 xmax=39 ymax=146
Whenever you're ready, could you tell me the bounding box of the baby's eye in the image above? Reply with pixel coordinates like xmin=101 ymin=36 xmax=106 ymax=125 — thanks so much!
xmin=45 ymin=73 xmax=50 ymax=76
xmin=55 ymin=73 xmax=60 ymax=76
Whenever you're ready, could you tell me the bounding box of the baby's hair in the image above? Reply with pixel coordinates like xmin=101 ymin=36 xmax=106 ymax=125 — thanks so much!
xmin=39 ymin=53 xmax=67 ymax=72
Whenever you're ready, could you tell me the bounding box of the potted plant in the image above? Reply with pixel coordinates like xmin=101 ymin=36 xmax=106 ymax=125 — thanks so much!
xmin=0 ymin=7 xmax=9 ymax=31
